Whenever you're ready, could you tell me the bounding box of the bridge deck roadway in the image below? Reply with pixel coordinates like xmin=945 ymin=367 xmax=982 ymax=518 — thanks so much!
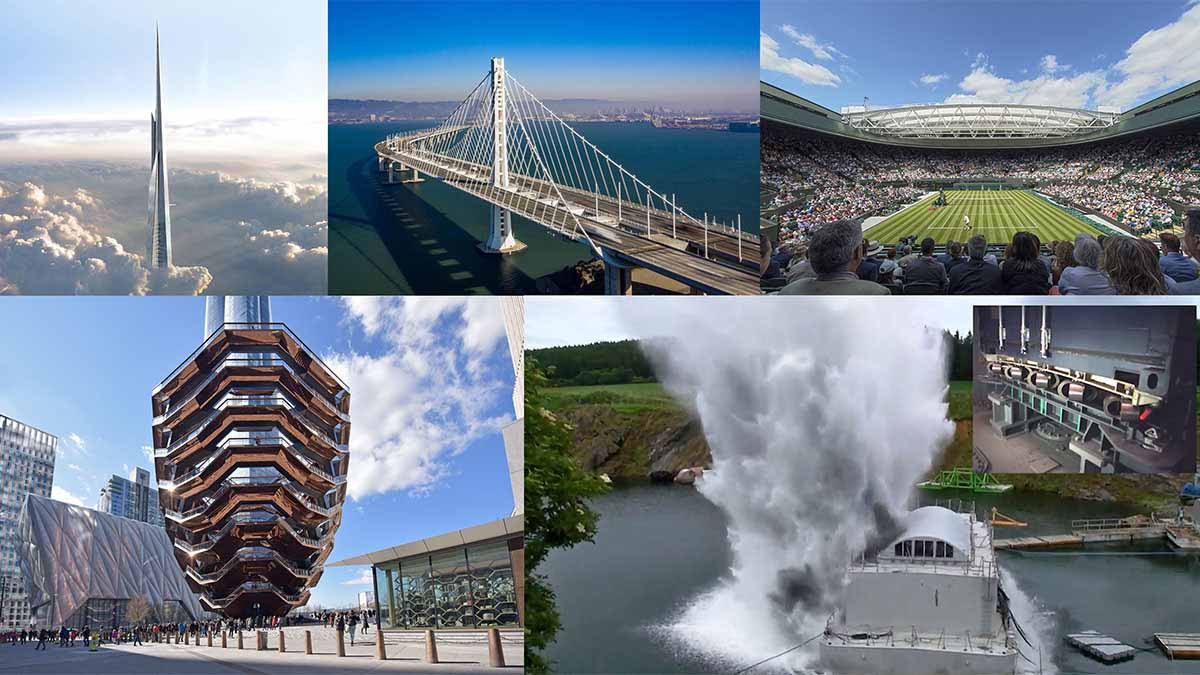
xmin=376 ymin=139 xmax=760 ymax=295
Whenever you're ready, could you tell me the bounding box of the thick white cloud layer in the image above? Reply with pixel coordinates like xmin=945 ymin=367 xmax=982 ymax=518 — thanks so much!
xmin=0 ymin=180 xmax=212 ymax=294
xmin=0 ymin=163 xmax=326 ymax=294
xmin=326 ymin=297 xmax=513 ymax=500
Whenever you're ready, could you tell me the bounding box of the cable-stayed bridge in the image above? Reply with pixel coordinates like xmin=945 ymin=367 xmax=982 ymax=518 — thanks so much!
xmin=374 ymin=58 xmax=760 ymax=295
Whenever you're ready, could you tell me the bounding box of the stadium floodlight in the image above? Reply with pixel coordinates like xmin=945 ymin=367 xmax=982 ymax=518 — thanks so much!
xmin=842 ymin=104 xmax=1119 ymax=140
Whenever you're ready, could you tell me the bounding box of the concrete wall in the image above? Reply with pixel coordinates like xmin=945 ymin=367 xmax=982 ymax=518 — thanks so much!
xmin=821 ymin=642 xmax=1015 ymax=675
xmin=842 ymin=571 xmax=998 ymax=635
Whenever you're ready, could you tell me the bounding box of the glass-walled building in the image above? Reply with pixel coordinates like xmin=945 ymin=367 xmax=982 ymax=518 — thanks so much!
xmin=333 ymin=516 xmax=523 ymax=630
xmin=0 ymin=414 xmax=56 ymax=630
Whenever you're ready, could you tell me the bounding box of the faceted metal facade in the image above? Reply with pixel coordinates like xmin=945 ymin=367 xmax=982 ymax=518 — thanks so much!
xmin=17 ymin=494 xmax=203 ymax=628
xmin=152 ymin=317 xmax=350 ymax=618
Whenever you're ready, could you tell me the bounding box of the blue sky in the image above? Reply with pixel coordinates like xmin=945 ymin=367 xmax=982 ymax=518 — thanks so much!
xmin=761 ymin=0 xmax=1200 ymax=112
xmin=0 ymin=296 xmax=516 ymax=609
xmin=329 ymin=0 xmax=759 ymax=111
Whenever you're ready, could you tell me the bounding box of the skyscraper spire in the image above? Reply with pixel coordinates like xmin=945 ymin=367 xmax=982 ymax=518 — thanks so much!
xmin=147 ymin=24 xmax=173 ymax=269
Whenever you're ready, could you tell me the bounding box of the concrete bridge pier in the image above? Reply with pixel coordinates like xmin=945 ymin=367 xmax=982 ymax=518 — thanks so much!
xmin=478 ymin=204 xmax=527 ymax=254
xmin=602 ymin=253 xmax=634 ymax=295
xmin=400 ymin=165 xmax=424 ymax=184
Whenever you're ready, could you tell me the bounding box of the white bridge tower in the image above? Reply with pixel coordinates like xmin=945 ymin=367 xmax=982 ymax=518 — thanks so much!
xmin=479 ymin=57 xmax=525 ymax=254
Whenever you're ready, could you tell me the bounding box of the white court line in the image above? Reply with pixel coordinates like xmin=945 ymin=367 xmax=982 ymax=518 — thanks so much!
xmin=927 ymin=224 xmax=1038 ymax=230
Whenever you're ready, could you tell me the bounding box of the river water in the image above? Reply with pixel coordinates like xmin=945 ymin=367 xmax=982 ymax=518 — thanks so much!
xmin=540 ymin=482 xmax=1200 ymax=674
xmin=328 ymin=122 xmax=759 ymax=294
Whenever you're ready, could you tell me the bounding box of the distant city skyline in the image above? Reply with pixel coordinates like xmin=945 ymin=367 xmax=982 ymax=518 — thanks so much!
xmin=761 ymin=0 xmax=1200 ymax=112
xmin=329 ymin=0 xmax=759 ymax=113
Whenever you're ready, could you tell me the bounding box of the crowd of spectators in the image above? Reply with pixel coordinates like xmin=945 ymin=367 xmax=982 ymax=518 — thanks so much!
xmin=767 ymin=209 xmax=1200 ymax=296
xmin=762 ymin=126 xmax=1200 ymax=241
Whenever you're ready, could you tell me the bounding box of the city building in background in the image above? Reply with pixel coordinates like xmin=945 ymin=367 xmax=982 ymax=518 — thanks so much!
xmin=501 ymin=297 xmax=524 ymax=517
xmin=329 ymin=299 xmax=524 ymax=630
xmin=152 ymin=296 xmax=351 ymax=619
xmin=0 ymin=414 xmax=57 ymax=630
xmin=98 ymin=467 xmax=165 ymax=528
xmin=357 ymin=590 xmax=376 ymax=611
xmin=17 ymin=494 xmax=203 ymax=629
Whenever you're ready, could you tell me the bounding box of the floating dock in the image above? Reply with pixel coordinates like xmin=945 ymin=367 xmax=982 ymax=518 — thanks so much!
xmin=1155 ymin=633 xmax=1200 ymax=659
xmin=917 ymin=467 xmax=1012 ymax=493
xmin=994 ymin=534 xmax=1082 ymax=550
xmin=995 ymin=515 xmax=1200 ymax=550
xmin=1065 ymin=631 xmax=1136 ymax=663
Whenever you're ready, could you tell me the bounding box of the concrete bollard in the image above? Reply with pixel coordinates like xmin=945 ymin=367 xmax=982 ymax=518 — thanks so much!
xmin=336 ymin=628 xmax=345 ymax=657
xmin=221 ymin=631 xmax=227 ymax=649
xmin=237 ymin=631 xmax=244 ymax=650
xmin=424 ymin=629 xmax=439 ymax=664
xmin=279 ymin=630 xmax=286 ymax=653
xmin=375 ymin=626 xmax=386 ymax=660
xmin=487 ymin=628 xmax=505 ymax=668
xmin=207 ymin=632 xmax=212 ymax=648
xmin=304 ymin=630 xmax=312 ymax=655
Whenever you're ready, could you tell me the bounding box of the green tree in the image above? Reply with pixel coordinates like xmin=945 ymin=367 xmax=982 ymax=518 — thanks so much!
xmin=525 ymin=358 xmax=610 ymax=674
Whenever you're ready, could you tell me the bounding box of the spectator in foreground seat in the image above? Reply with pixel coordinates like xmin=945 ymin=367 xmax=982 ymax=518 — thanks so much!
xmin=1050 ymin=240 xmax=1076 ymax=286
xmin=1158 ymin=231 xmax=1197 ymax=283
xmin=780 ymin=220 xmax=890 ymax=295
xmin=1168 ymin=208 xmax=1200 ymax=294
xmin=903 ymin=237 xmax=948 ymax=294
xmin=949 ymin=234 xmax=1003 ymax=294
xmin=1103 ymin=236 xmax=1167 ymax=294
xmin=1001 ymin=231 xmax=1051 ymax=294
xmin=855 ymin=240 xmax=883 ymax=282
xmin=944 ymin=240 xmax=966 ymax=275
xmin=1057 ymin=234 xmax=1115 ymax=295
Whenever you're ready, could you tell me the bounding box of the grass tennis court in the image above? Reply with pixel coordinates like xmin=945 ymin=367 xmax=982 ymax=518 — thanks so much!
xmin=865 ymin=189 xmax=1104 ymax=245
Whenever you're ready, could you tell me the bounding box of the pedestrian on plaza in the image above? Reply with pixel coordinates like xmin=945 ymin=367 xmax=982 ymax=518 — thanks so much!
xmin=35 ymin=629 xmax=47 ymax=651
xmin=348 ymin=613 xmax=358 ymax=645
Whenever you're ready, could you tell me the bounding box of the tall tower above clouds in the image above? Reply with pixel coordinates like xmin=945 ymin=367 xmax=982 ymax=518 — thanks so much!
xmin=147 ymin=26 xmax=173 ymax=269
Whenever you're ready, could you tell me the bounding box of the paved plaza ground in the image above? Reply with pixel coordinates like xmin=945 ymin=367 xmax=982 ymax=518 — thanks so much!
xmin=0 ymin=625 xmax=524 ymax=674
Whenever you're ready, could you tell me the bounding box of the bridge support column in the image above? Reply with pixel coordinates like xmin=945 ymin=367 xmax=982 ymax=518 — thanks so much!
xmin=478 ymin=205 xmax=527 ymax=254
xmin=400 ymin=166 xmax=424 ymax=184
xmin=603 ymin=256 xmax=634 ymax=296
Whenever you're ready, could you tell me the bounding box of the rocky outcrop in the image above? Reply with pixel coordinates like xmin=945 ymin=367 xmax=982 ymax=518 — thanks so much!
xmin=535 ymin=260 xmax=605 ymax=294
xmin=560 ymin=404 xmax=712 ymax=480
